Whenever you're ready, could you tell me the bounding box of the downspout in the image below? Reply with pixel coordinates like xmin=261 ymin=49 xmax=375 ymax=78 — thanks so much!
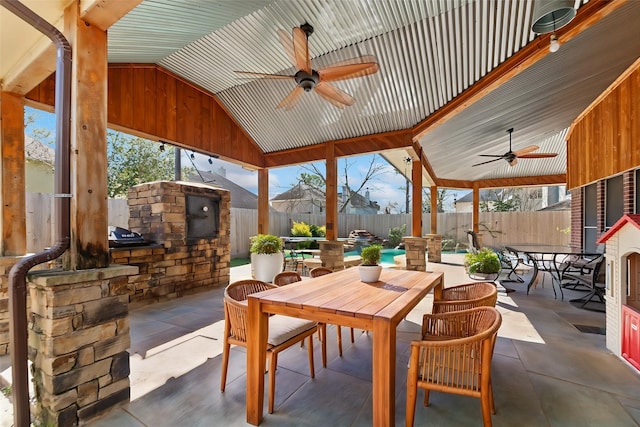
xmin=0 ymin=1 xmax=72 ymax=426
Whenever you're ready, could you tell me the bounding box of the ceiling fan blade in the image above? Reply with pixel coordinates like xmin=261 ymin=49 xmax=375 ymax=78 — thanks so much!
xmin=315 ymin=82 xmax=355 ymax=108
xmin=292 ymin=27 xmax=311 ymax=73
xmin=508 ymin=158 xmax=518 ymax=167
xmin=517 ymin=153 xmax=558 ymax=159
xmin=472 ymin=158 xmax=503 ymax=167
xmin=277 ymin=86 xmax=304 ymax=110
xmin=277 ymin=29 xmax=297 ymax=67
xmin=477 ymin=154 xmax=506 ymax=158
xmin=512 ymin=145 xmax=539 ymax=157
xmin=235 ymin=71 xmax=293 ymax=80
xmin=318 ymin=60 xmax=379 ymax=82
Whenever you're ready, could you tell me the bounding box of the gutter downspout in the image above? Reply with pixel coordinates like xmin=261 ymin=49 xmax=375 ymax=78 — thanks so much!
xmin=0 ymin=1 xmax=72 ymax=425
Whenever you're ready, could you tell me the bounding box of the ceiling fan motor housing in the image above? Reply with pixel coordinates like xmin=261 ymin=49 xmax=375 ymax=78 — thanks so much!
xmin=295 ymin=70 xmax=319 ymax=91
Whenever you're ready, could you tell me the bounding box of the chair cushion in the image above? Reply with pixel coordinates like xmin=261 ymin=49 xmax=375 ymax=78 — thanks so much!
xmin=268 ymin=315 xmax=317 ymax=346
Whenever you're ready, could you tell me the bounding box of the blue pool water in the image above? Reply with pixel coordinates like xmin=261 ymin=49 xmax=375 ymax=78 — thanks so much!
xmin=344 ymin=248 xmax=405 ymax=266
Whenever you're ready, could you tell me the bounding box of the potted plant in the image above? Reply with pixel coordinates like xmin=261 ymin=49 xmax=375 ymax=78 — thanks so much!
xmin=250 ymin=234 xmax=284 ymax=282
xmin=464 ymin=247 xmax=501 ymax=281
xmin=359 ymin=244 xmax=383 ymax=283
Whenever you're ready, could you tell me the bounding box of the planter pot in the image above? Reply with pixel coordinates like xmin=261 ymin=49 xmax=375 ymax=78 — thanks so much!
xmin=359 ymin=265 xmax=382 ymax=283
xmin=251 ymin=252 xmax=284 ymax=283
xmin=468 ymin=271 xmax=499 ymax=282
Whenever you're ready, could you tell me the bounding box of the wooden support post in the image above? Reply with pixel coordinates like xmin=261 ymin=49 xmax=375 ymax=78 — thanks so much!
xmin=0 ymin=92 xmax=27 ymax=256
xmin=325 ymin=142 xmax=337 ymax=241
xmin=430 ymin=185 xmax=438 ymax=234
xmin=67 ymin=5 xmax=109 ymax=269
xmin=411 ymin=160 xmax=422 ymax=237
xmin=472 ymin=183 xmax=480 ymax=233
xmin=257 ymin=168 xmax=269 ymax=234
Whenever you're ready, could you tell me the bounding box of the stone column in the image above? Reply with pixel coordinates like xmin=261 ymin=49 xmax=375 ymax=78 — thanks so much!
xmin=319 ymin=240 xmax=345 ymax=271
xmin=403 ymin=237 xmax=428 ymax=271
xmin=424 ymin=234 xmax=442 ymax=263
xmin=28 ymin=265 xmax=137 ymax=426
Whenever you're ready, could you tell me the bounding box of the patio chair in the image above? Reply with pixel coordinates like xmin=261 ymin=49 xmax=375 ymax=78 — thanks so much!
xmin=273 ymin=271 xmax=302 ymax=286
xmin=432 ymin=282 xmax=498 ymax=314
xmin=406 ymin=307 xmax=502 ymax=427
xmin=467 ymin=230 xmax=481 ymax=254
xmin=497 ymin=247 xmax=524 ymax=284
xmin=563 ymin=256 xmax=606 ymax=311
xmin=560 ymin=244 xmax=605 ymax=290
xmin=221 ymin=279 xmax=326 ymax=413
xmin=309 ymin=267 xmax=355 ymax=356
xmin=282 ymin=249 xmax=304 ymax=273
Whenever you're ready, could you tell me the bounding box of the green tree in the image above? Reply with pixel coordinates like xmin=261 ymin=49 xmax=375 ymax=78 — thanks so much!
xmin=107 ymin=132 xmax=175 ymax=197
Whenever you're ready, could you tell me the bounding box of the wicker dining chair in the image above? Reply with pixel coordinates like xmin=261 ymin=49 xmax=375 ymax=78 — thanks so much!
xmin=309 ymin=266 xmax=356 ymax=355
xmin=431 ymin=282 xmax=498 ymax=314
xmin=406 ymin=306 xmax=503 ymax=427
xmin=273 ymin=271 xmax=302 ymax=286
xmin=220 ymin=279 xmax=326 ymax=414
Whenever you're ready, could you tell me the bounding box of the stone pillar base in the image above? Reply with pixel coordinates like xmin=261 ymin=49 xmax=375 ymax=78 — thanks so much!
xmin=319 ymin=240 xmax=345 ymax=271
xmin=403 ymin=237 xmax=428 ymax=271
xmin=28 ymin=265 xmax=137 ymax=426
xmin=425 ymin=234 xmax=442 ymax=263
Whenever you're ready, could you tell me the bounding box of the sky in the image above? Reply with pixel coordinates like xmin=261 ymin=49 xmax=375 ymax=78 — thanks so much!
xmin=24 ymin=106 xmax=438 ymax=212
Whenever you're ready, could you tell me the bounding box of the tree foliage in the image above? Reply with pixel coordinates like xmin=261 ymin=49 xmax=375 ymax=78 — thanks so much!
xmin=107 ymin=132 xmax=175 ymax=197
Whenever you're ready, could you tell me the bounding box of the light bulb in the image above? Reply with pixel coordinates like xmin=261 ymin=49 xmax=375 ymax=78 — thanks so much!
xmin=549 ymin=34 xmax=560 ymax=53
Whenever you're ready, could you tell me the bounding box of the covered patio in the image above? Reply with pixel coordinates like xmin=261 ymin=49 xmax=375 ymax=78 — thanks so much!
xmin=2 ymin=0 xmax=640 ymax=426
xmin=82 ymin=258 xmax=640 ymax=426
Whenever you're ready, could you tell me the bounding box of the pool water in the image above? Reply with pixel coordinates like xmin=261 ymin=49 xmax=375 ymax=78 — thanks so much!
xmin=344 ymin=248 xmax=405 ymax=266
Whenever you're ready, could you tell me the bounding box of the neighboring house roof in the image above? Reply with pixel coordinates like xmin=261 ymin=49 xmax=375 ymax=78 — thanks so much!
xmin=272 ymin=183 xmax=325 ymax=202
xmin=539 ymin=199 xmax=572 ymax=211
xmin=456 ymin=189 xmax=501 ymax=204
xmin=25 ymin=136 xmax=54 ymax=165
xmin=341 ymin=189 xmax=380 ymax=212
xmin=187 ymin=170 xmax=260 ymax=210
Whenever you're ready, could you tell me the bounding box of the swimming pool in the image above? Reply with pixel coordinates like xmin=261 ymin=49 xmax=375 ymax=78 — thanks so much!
xmin=344 ymin=248 xmax=405 ymax=266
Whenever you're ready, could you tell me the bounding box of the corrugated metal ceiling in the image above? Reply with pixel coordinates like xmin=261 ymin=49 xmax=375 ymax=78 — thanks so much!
xmin=105 ymin=0 xmax=640 ymax=185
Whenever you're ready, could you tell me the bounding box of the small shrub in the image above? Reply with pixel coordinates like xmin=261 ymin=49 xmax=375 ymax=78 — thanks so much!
xmin=360 ymin=244 xmax=383 ymax=266
xmin=309 ymin=224 xmax=326 ymax=237
xmin=250 ymin=234 xmax=283 ymax=254
xmin=388 ymin=224 xmax=406 ymax=248
xmin=291 ymin=221 xmax=312 ymax=237
xmin=464 ymin=248 xmax=501 ymax=274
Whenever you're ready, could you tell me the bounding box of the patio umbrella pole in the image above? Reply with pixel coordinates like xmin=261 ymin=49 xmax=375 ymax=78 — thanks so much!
xmin=0 ymin=1 xmax=72 ymax=426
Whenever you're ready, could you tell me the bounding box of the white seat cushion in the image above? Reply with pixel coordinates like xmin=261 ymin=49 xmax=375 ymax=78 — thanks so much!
xmin=268 ymin=315 xmax=317 ymax=346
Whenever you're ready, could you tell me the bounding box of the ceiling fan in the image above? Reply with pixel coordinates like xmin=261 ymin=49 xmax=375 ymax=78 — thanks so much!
xmin=235 ymin=22 xmax=379 ymax=110
xmin=472 ymin=128 xmax=558 ymax=167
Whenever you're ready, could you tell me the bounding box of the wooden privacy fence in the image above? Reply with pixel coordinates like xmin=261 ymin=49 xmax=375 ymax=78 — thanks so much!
xmin=26 ymin=193 xmax=571 ymax=258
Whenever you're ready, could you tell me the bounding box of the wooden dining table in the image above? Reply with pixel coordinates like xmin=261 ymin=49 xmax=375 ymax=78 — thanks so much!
xmin=246 ymin=267 xmax=444 ymax=426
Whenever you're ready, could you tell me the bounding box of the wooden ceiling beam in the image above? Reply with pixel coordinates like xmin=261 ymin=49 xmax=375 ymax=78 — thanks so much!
xmin=80 ymin=0 xmax=143 ymax=31
xmin=436 ymin=174 xmax=566 ymax=190
xmin=412 ymin=0 xmax=627 ymax=141
xmin=263 ymin=129 xmax=413 ymax=168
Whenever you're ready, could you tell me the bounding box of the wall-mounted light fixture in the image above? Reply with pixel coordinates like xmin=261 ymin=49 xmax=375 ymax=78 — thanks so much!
xmin=159 ymin=143 xmax=165 ymax=152
xmin=208 ymin=156 xmax=213 ymax=165
xmin=190 ymin=152 xmax=196 ymax=160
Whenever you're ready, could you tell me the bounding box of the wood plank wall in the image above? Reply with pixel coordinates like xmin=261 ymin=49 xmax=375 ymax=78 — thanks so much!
xmin=25 ymin=65 xmax=265 ymax=168
xmin=567 ymin=59 xmax=640 ymax=189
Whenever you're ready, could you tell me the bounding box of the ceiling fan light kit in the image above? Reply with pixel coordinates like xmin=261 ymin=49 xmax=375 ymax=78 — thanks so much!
xmin=235 ymin=22 xmax=379 ymax=110
xmin=472 ymin=128 xmax=558 ymax=168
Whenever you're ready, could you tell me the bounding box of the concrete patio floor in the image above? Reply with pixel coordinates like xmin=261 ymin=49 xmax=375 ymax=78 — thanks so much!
xmin=3 ymin=254 xmax=640 ymax=426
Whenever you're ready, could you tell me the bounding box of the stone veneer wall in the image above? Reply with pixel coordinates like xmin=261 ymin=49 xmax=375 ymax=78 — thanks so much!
xmin=0 ymin=257 xmax=48 ymax=355
xmin=319 ymin=240 xmax=345 ymax=271
xmin=110 ymin=181 xmax=231 ymax=306
xmin=403 ymin=237 xmax=427 ymax=271
xmin=28 ymin=265 xmax=137 ymax=426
